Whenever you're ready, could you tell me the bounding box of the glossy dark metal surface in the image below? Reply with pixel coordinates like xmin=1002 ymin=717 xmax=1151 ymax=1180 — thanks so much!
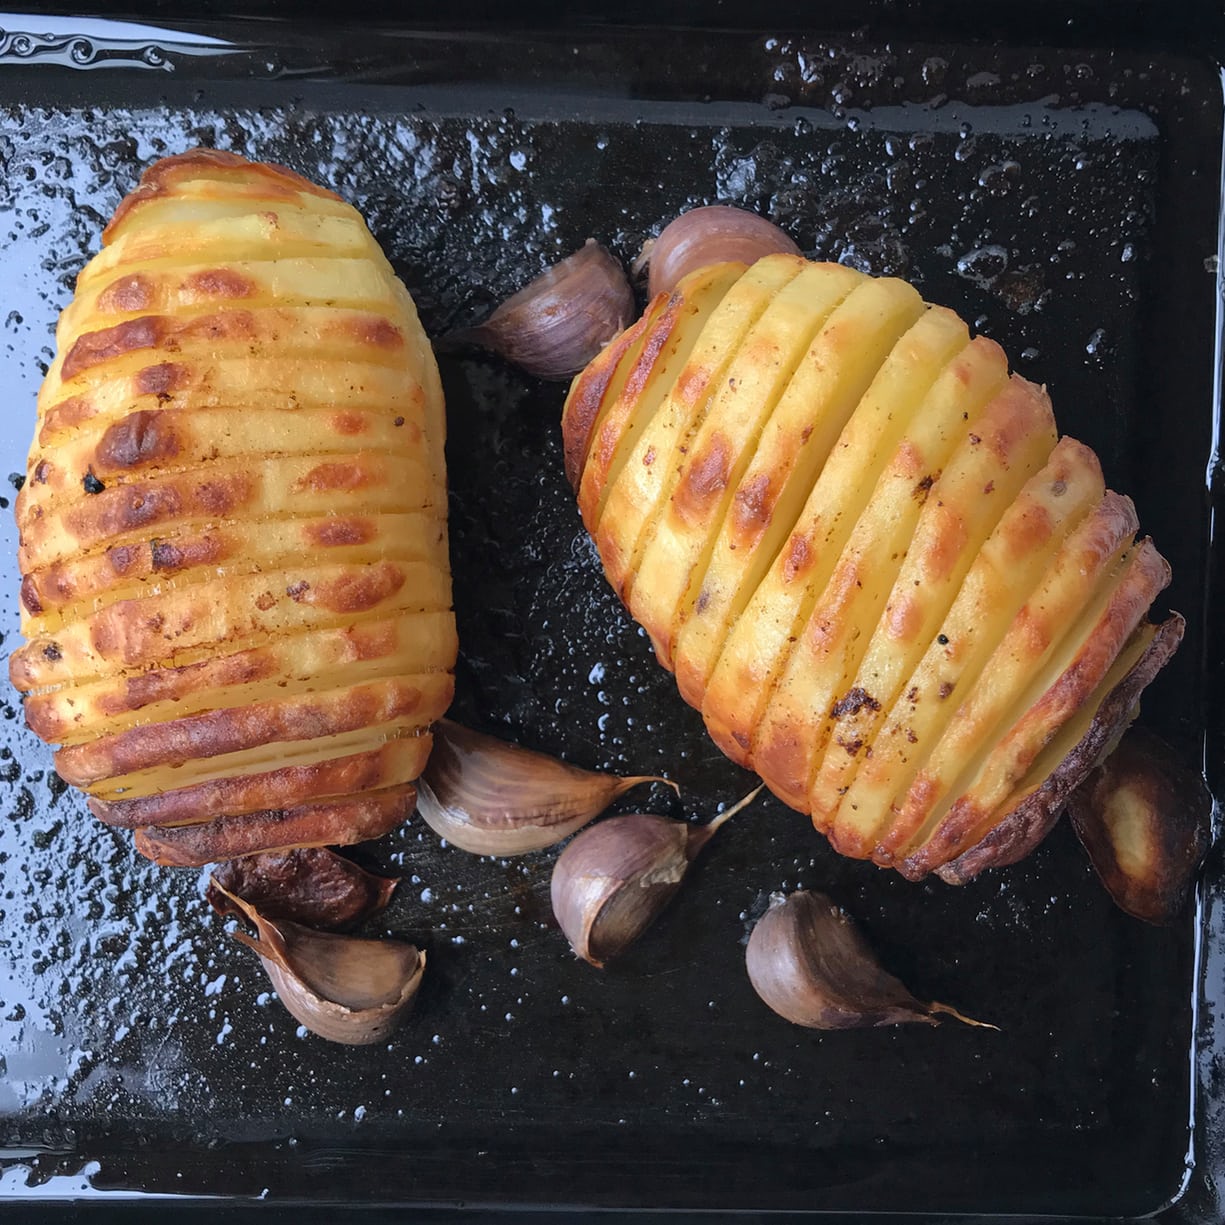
xmin=0 ymin=9 xmax=1220 ymax=1220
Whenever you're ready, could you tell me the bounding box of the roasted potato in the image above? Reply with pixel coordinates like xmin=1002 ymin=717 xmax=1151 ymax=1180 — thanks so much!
xmin=11 ymin=149 xmax=457 ymax=865
xmin=562 ymin=255 xmax=1180 ymax=881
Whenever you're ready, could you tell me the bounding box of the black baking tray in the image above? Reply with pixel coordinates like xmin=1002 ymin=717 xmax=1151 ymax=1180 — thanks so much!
xmin=0 ymin=5 xmax=1223 ymax=1220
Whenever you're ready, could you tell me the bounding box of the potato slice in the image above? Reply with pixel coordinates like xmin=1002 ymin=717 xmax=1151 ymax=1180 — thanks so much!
xmin=133 ymin=786 xmax=418 ymax=867
xmin=672 ymin=278 xmax=934 ymax=708
xmin=701 ymin=306 xmax=972 ymax=768
xmin=59 ymin=256 xmax=400 ymax=344
xmin=92 ymin=736 xmax=433 ymax=828
xmin=751 ymin=336 xmax=1011 ymax=809
xmin=562 ymin=291 xmax=670 ymax=493
xmin=593 ymin=255 xmax=805 ymax=597
xmin=628 ymin=261 xmax=866 ymax=665
xmin=938 ymin=617 xmax=1184 ymax=884
xmin=823 ymin=436 xmax=1107 ymax=856
xmin=807 ymin=377 xmax=1056 ymax=827
xmin=1066 ymin=724 xmax=1210 ymax=923
xmin=57 ymin=671 xmax=452 ymax=791
xmin=38 ymin=357 xmax=423 ymax=447
xmin=26 ymin=405 xmax=429 ymax=507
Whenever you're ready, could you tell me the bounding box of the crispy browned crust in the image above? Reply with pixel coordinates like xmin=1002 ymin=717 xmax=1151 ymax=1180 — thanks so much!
xmin=133 ymin=785 xmax=416 ymax=866
xmin=102 ymin=148 xmax=345 ymax=244
xmin=54 ymin=675 xmax=450 ymax=787
xmin=934 ymin=612 xmax=1184 ymax=884
xmin=89 ymin=737 xmax=429 ymax=827
xmin=560 ymin=303 xmax=656 ymax=490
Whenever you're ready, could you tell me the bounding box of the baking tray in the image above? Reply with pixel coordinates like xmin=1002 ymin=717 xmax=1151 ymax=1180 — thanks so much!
xmin=0 ymin=6 xmax=1223 ymax=1220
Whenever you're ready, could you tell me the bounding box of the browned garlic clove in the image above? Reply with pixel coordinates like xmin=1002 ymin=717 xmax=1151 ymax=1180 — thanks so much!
xmin=214 ymin=885 xmax=424 ymax=1046
xmin=416 ymin=719 xmax=677 ymax=856
xmin=745 ymin=890 xmax=993 ymax=1030
xmin=1068 ymin=727 xmax=1212 ymax=925
xmin=445 ymin=239 xmax=634 ymax=379
xmin=207 ymin=846 xmax=398 ymax=933
xmin=639 ymin=205 xmax=802 ymax=298
xmin=551 ymin=785 xmax=762 ymax=967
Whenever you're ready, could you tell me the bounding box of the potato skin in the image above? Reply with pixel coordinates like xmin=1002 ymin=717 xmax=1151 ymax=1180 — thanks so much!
xmin=562 ymin=256 xmax=1179 ymax=880
xmin=12 ymin=150 xmax=456 ymax=861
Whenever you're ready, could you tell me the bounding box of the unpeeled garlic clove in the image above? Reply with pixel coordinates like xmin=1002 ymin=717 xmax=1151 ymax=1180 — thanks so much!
xmin=214 ymin=885 xmax=424 ymax=1046
xmin=551 ymin=785 xmax=762 ymax=967
xmin=416 ymin=719 xmax=677 ymax=856
xmin=639 ymin=205 xmax=802 ymax=298
xmin=745 ymin=890 xmax=992 ymax=1030
xmin=207 ymin=846 xmax=397 ymax=932
xmin=444 ymin=239 xmax=634 ymax=379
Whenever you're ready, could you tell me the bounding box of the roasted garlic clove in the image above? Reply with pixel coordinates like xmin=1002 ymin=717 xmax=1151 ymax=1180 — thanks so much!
xmin=416 ymin=719 xmax=676 ymax=856
xmin=745 ymin=890 xmax=992 ymax=1030
xmin=207 ymin=847 xmax=397 ymax=932
xmin=638 ymin=204 xmax=802 ymax=298
xmin=215 ymin=886 xmax=424 ymax=1045
xmin=1068 ymin=727 xmax=1212 ymax=925
xmin=445 ymin=239 xmax=634 ymax=379
xmin=551 ymin=786 xmax=761 ymax=966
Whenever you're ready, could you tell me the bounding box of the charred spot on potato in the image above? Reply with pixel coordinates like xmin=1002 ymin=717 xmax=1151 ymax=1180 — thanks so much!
xmin=830 ymin=687 xmax=881 ymax=719
xmin=82 ymin=470 xmax=106 ymax=494
xmin=42 ymin=642 xmax=62 ymax=662
xmin=96 ymin=410 xmax=181 ymax=470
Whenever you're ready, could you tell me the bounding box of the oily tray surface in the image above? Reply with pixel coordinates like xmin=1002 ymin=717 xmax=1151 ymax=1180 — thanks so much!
xmin=0 ymin=24 xmax=1219 ymax=1216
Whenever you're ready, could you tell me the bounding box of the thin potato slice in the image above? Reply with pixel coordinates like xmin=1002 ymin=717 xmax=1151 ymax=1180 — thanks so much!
xmin=56 ymin=671 xmax=452 ymax=791
xmin=902 ymin=539 xmax=1171 ymax=873
xmin=37 ymin=356 xmax=425 ymax=447
xmin=629 ymin=261 xmax=866 ymax=665
xmin=807 ymin=377 xmax=1056 ymax=827
xmin=26 ymin=406 xmax=429 ymax=505
xmin=133 ymin=785 xmax=418 ymax=867
xmin=562 ymin=292 xmax=670 ymax=492
xmin=701 ymin=308 xmax=974 ymax=768
xmin=75 ymin=211 xmax=373 ymax=294
xmin=576 ymin=262 xmax=747 ymax=539
xmin=673 ymin=278 xmax=933 ymax=708
xmin=750 ymin=336 xmax=1011 ymax=808
xmin=92 ymin=736 xmax=433 ymax=828
xmin=59 ymin=257 xmax=402 ymax=355
xmin=593 ymin=255 xmax=805 ymax=596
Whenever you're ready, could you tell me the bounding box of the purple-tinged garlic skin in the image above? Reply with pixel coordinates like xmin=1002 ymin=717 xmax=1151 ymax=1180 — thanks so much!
xmin=643 ymin=205 xmax=802 ymax=298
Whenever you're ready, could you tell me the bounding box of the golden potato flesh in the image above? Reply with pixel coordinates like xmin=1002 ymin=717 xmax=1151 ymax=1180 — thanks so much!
xmin=11 ymin=149 xmax=456 ymax=866
xmin=562 ymin=257 xmax=1180 ymax=881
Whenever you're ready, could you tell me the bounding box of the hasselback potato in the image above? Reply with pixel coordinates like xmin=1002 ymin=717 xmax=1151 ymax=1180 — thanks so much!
xmin=562 ymin=254 xmax=1181 ymax=882
xmin=11 ymin=149 xmax=456 ymax=866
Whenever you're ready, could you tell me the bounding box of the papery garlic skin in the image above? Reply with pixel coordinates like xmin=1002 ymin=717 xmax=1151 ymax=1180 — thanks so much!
xmin=644 ymin=205 xmax=802 ymax=298
xmin=449 ymin=240 xmax=634 ymax=379
xmin=417 ymin=720 xmax=675 ymax=856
